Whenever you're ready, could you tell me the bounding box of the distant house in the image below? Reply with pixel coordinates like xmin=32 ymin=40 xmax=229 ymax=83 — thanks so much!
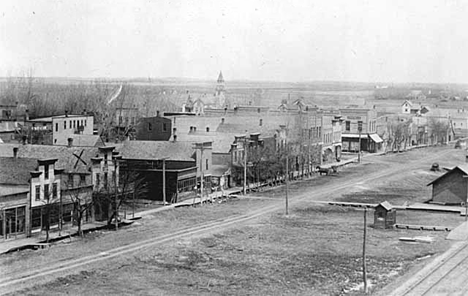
xmin=427 ymin=165 xmax=468 ymax=205
xmin=401 ymin=100 xmax=412 ymax=114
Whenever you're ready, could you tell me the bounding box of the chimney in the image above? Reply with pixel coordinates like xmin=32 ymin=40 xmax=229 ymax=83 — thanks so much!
xmin=25 ymin=109 xmax=29 ymax=121
xmin=156 ymin=110 xmax=160 ymax=117
xmin=65 ymin=110 xmax=69 ymax=117
xmin=82 ymin=109 xmax=87 ymax=115
xmin=221 ymin=118 xmax=225 ymax=124
xmin=173 ymin=134 xmax=177 ymax=142
xmin=13 ymin=147 xmax=18 ymax=158
xmin=206 ymin=127 xmax=210 ymax=132
xmin=67 ymin=137 xmax=73 ymax=147
xmin=189 ymin=126 xmax=193 ymax=133
xmin=193 ymin=126 xmax=197 ymax=132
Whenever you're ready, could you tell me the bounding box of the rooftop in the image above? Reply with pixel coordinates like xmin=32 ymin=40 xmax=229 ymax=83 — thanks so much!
xmin=0 ymin=143 xmax=102 ymax=173
xmin=0 ymin=157 xmax=39 ymax=185
xmin=117 ymin=140 xmax=196 ymax=161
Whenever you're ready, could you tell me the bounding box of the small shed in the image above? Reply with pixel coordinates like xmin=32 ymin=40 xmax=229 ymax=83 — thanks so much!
xmin=374 ymin=201 xmax=396 ymax=229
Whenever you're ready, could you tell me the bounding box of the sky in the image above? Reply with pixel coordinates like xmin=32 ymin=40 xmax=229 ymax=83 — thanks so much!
xmin=0 ymin=0 xmax=467 ymax=83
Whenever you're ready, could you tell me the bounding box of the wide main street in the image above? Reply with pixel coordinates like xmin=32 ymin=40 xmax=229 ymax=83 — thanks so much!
xmin=0 ymin=146 xmax=463 ymax=295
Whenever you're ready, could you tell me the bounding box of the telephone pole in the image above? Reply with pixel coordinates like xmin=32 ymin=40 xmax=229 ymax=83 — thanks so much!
xmin=243 ymin=136 xmax=248 ymax=195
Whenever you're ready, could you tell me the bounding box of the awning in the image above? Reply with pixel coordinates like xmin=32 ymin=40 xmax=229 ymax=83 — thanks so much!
xmin=342 ymin=134 xmax=368 ymax=139
xmin=369 ymin=134 xmax=383 ymax=143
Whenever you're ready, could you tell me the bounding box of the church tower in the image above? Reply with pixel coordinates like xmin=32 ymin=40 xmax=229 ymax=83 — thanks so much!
xmin=215 ymin=71 xmax=225 ymax=96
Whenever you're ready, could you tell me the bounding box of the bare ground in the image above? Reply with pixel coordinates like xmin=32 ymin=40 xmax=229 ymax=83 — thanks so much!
xmin=2 ymin=146 xmax=466 ymax=295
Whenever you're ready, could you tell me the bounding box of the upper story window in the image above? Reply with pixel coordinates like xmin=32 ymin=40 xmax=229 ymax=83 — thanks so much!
xmin=84 ymin=119 xmax=87 ymax=126
xmin=64 ymin=121 xmax=66 ymax=130
xmin=44 ymin=164 xmax=49 ymax=179
xmin=44 ymin=184 xmax=50 ymax=200
xmin=345 ymin=121 xmax=351 ymax=131
xmin=148 ymin=123 xmax=152 ymax=131
xmin=69 ymin=120 xmax=72 ymax=128
xmin=53 ymin=183 xmax=58 ymax=198
xmin=35 ymin=185 xmax=40 ymax=201
xmin=206 ymin=159 xmax=209 ymax=170
xmin=163 ymin=123 xmax=168 ymax=132
xmin=55 ymin=123 xmax=58 ymax=132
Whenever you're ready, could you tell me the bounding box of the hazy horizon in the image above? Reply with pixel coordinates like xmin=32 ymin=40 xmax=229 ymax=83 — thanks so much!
xmin=1 ymin=0 xmax=467 ymax=84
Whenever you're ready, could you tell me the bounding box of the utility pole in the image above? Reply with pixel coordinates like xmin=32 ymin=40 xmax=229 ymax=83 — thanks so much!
xmin=193 ymin=143 xmax=207 ymax=205
xmin=358 ymin=121 xmax=363 ymax=163
xmin=363 ymin=207 xmax=368 ymax=294
xmin=113 ymin=156 xmax=121 ymax=231
xmin=162 ymin=158 xmax=166 ymax=206
xmin=285 ymin=144 xmax=289 ymax=215
xmin=243 ymin=136 xmax=248 ymax=195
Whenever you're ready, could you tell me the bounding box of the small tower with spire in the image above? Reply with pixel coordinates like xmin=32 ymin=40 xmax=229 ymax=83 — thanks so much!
xmin=215 ymin=71 xmax=225 ymax=96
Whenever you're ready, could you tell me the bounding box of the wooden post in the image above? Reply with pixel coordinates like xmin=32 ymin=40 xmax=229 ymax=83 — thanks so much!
xmin=162 ymin=159 xmax=166 ymax=206
xmin=363 ymin=207 xmax=368 ymax=293
xmin=285 ymin=143 xmax=289 ymax=216
xmin=243 ymin=137 xmax=247 ymax=195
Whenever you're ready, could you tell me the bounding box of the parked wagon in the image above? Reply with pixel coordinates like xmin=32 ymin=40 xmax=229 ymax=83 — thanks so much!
xmin=316 ymin=165 xmax=338 ymax=176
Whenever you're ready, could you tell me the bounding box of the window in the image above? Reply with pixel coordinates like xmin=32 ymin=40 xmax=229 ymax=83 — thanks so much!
xmin=73 ymin=120 xmax=76 ymax=128
xmin=44 ymin=184 xmax=49 ymax=200
xmin=206 ymin=159 xmax=209 ymax=170
xmin=68 ymin=174 xmax=74 ymax=187
xmin=44 ymin=164 xmax=49 ymax=179
xmin=80 ymin=174 xmax=86 ymax=184
xmin=345 ymin=121 xmax=350 ymax=131
xmin=35 ymin=185 xmax=41 ymax=201
xmin=148 ymin=123 xmax=152 ymax=131
xmin=104 ymin=172 xmax=108 ymax=189
xmin=69 ymin=120 xmax=72 ymax=128
xmin=119 ymin=116 xmax=123 ymax=125
xmin=358 ymin=121 xmax=363 ymax=132
xmin=104 ymin=153 xmax=108 ymax=166
xmin=64 ymin=121 xmax=67 ymax=130
xmin=84 ymin=119 xmax=87 ymax=126
xmin=53 ymin=183 xmax=57 ymax=198
xmin=55 ymin=123 xmax=58 ymax=132
xmin=32 ymin=208 xmax=42 ymax=228
xmin=163 ymin=123 xmax=167 ymax=132
xmin=95 ymin=173 xmax=100 ymax=187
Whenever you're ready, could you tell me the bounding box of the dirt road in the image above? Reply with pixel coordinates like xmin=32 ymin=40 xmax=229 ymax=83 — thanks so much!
xmin=0 ymin=147 xmax=458 ymax=294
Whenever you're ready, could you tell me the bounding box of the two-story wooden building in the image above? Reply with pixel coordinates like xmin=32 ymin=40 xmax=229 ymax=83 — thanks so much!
xmin=340 ymin=108 xmax=383 ymax=153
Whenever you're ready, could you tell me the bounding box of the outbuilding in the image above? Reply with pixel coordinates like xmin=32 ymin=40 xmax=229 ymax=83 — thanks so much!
xmin=374 ymin=201 xmax=396 ymax=229
xmin=427 ymin=165 xmax=468 ymax=205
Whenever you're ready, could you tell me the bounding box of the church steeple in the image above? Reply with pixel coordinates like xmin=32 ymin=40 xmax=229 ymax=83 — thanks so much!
xmin=217 ymin=71 xmax=224 ymax=84
xmin=215 ymin=71 xmax=225 ymax=96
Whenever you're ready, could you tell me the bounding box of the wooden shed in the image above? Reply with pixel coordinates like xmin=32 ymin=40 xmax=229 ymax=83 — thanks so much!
xmin=427 ymin=165 xmax=468 ymax=205
xmin=374 ymin=201 xmax=396 ymax=229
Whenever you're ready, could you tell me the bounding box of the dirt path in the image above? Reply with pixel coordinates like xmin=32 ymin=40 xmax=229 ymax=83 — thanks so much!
xmin=0 ymin=147 xmax=456 ymax=294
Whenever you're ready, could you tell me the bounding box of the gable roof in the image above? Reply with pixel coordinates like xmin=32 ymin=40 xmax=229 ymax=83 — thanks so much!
xmin=117 ymin=140 xmax=195 ymax=161
xmin=427 ymin=165 xmax=468 ymax=186
xmin=0 ymin=143 xmax=100 ymax=173
xmin=401 ymin=100 xmax=413 ymax=107
xmin=377 ymin=201 xmax=393 ymax=211
xmin=0 ymin=157 xmax=38 ymax=185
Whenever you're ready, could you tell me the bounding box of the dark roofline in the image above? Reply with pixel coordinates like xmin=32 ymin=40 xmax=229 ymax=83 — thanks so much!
xmin=427 ymin=166 xmax=466 ymax=186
